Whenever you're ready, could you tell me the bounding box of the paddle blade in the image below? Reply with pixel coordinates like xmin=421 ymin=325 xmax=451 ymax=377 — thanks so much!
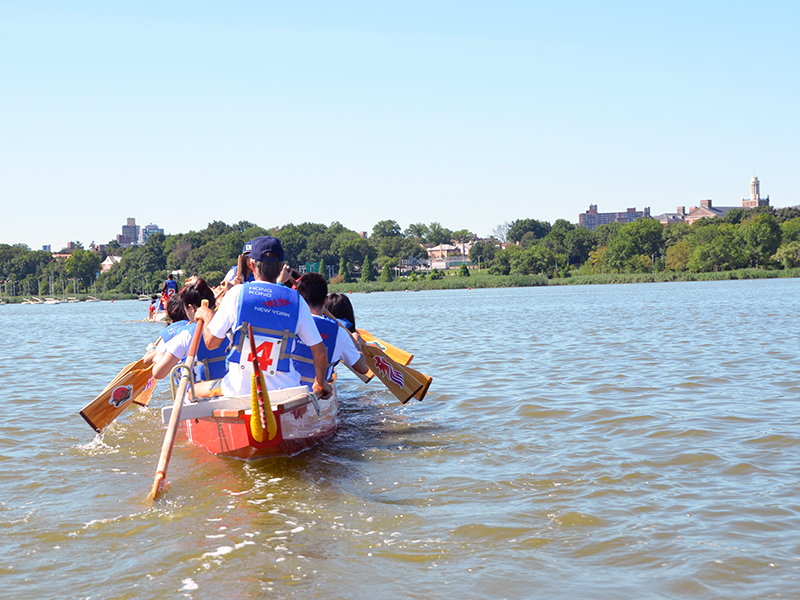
xmin=249 ymin=371 xmax=264 ymax=442
xmin=357 ymin=329 xmax=414 ymax=365
xmin=406 ymin=365 xmax=433 ymax=402
xmin=80 ymin=364 xmax=154 ymax=432
xmin=361 ymin=344 xmax=423 ymax=404
xmin=262 ymin=371 xmax=277 ymax=441
xmin=132 ymin=377 xmax=157 ymax=407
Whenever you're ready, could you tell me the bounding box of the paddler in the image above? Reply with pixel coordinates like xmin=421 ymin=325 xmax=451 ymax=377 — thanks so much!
xmin=162 ymin=274 xmax=178 ymax=298
xmin=142 ymin=294 xmax=189 ymax=366
xmin=192 ymin=235 xmax=333 ymax=400
xmin=324 ymin=292 xmax=364 ymax=348
xmin=291 ymin=273 xmax=368 ymax=385
xmin=151 ymin=279 xmax=228 ymax=382
xmin=218 ymin=240 xmax=255 ymax=294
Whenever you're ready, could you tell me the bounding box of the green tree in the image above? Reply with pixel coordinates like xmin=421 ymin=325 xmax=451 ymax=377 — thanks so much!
xmin=426 ymin=222 xmax=453 ymax=246
xmin=469 ymin=240 xmax=497 ymax=264
xmin=511 ymin=244 xmax=556 ymax=275
xmin=371 ymin=219 xmax=402 ymax=240
xmin=331 ymin=231 xmax=374 ymax=266
xmin=563 ymin=227 xmax=596 ymax=265
xmin=338 ymin=257 xmax=352 ymax=283
xmin=593 ymin=222 xmax=624 ymax=247
xmin=663 ymin=222 xmax=691 ymax=247
xmin=318 ymin=259 xmax=326 ymax=277
xmin=665 ymin=240 xmax=690 ymax=271
xmin=361 ymin=256 xmax=376 ymax=282
xmin=687 ymin=222 xmax=746 ymax=272
xmin=457 ymin=263 xmax=470 ymax=277
xmin=488 ymin=245 xmax=523 ymax=275
xmin=603 ymin=218 xmax=663 ymax=272
xmin=138 ymin=232 xmax=166 ymax=274
xmin=780 ymin=217 xmax=800 ymax=243
xmin=64 ymin=249 xmax=102 ymax=290
xmin=404 ymin=223 xmax=429 ymax=240
xmin=739 ymin=213 xmax=781 ymax=268
xmin=380 ymin=264 xmax=394 ymax=282
xmin=508 ymin=219 xmax=551 ymax=243
xmin=773 ymin=241 xmax=800 ymax=268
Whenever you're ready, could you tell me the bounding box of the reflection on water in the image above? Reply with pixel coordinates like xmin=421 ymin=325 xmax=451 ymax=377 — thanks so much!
xmin=1 ymin=279 xmax=799 ymax=599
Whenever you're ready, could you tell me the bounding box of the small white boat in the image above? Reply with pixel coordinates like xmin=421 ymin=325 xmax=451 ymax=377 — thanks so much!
xmin=43 ymin=298 xmax=62 ymax=305
xmin=85 ymin=296 xmax=101 ymax=303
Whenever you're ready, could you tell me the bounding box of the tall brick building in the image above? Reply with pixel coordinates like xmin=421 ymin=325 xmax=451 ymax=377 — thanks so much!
xmin=579 ymin=205 xmax=651 ymax=230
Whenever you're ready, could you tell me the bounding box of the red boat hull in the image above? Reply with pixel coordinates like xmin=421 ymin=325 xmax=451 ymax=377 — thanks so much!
xmin=182 ymin=391 xmax=339 ymax=460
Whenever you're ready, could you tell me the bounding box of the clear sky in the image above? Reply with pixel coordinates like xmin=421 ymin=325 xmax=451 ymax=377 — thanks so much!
xmin=1 ymin=1 xmax=798 ymax=250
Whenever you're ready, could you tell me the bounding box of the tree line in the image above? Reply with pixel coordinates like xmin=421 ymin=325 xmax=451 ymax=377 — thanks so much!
xmin=2 ymin=207 xmax=800 ymax=297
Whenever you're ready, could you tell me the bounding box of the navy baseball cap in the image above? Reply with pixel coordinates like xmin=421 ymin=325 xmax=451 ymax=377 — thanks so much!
xmin=250 ymin=236 xmax=285 ymax=262
xmin=242 ymin=240 xmax=253 ymax=254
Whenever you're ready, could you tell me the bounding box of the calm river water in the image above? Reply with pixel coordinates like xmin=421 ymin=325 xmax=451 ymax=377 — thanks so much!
xmin=2 ymin=280 xmax=799 ymax=599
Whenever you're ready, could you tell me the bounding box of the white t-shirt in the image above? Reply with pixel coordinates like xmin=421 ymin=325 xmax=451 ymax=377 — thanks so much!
xmin=328 ymin=320 xmax=362 ymax=368
xmin=162 ymin=326 xmax=208 ymax=380
xmin=222 ymin=265 xmax=237 ymax=283
xmin=208 ymin=282 xmax=322 ymax=396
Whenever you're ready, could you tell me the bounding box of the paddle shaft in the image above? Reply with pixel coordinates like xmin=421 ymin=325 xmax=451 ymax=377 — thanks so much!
xmin=148 ymin=300 xmax=207 ymax=502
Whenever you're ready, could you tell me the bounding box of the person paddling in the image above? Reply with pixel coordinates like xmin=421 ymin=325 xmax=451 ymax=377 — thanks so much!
xmin=151 ymin=279 xmax=228 ymax=383
xmin=291 ymin=273 xmax=368 ymax=385
xmin=192 ymin=236 xmax=333 ymax=400
xmin=162 ymin=274 xmax=178 ymax=298
xmin=325 ymin=292 xmax=364 ymax=349
xmin=143 ymin=295 xmax=189 ymax=366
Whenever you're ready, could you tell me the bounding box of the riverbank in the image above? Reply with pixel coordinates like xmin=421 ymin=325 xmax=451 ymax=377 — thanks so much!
xmin=328 ymin=267 xmax=800 ymax=293
xmin=0 ymin=292 xmax=140 ymax=304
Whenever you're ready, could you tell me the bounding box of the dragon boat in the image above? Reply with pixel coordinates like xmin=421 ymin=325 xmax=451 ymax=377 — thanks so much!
xmin=160 ymin=384 xmax=338 ymax=460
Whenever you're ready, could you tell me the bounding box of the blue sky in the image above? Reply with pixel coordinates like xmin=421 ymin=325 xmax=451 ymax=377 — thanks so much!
xmin=1 ymin=1 xmax=797 ymax=250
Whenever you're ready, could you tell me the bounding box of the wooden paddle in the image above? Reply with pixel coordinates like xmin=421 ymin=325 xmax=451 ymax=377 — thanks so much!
xmin=356 ymin=329 xmax=414 ymax=365
xmin=360 ymin=343 xmax=424 ymax=404
xmin=355 ymin=329 xmax=431 ymax=399
xmin=405 ymin=364 xmax=433 ymax=402
xmin=148 ymin=300 xmax=207 ymax=502
xmin=132 ymin=377 xmax=157 ymax=407
xmin=248 ymin=323 xmax=277 ymax=441
xmin=79 ymin=360 xmax=154 ymax=432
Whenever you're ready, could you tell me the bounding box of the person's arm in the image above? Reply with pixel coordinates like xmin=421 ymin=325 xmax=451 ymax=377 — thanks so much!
xmin=152 ymin=351 xmax=181 ymax=380
xmin=151 ymin=330 xmax=190 ymax=379
xmin=335 ymin=327 xmax=368 ymax=374
xmin=309 ymin=343 xmax=333 ymax=399
xmin=195 ymin=286 xmax=239 ymax=351
xmin=194 ymin=304 xmax=225 ymax=350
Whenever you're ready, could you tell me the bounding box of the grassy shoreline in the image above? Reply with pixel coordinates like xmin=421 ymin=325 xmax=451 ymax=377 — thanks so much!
xmin=328 ymin=268 xmax=800 ymax=293
xmin=3 ymin=268 xmax=797 ymax=302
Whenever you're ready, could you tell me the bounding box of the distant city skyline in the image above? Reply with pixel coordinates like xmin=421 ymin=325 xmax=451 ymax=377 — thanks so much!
xmin=26 ymin=174 xmax=792 ymax=250
xmin=1 ymin=2 xmax=797 ymax=250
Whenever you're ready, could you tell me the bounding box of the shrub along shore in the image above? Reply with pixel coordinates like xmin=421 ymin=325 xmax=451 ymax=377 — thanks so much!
xmin=328 ymin=267 xmax=800 ymax=293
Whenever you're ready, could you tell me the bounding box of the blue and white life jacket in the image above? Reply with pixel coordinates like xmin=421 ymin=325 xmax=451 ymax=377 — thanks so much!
xmin=290 ymin=314 xmax=339 ymax=384
xmin=226 ymin=281 xmax=300 ymax=376
xmin=180 ymin=322 xmax=228 ymax=381
xmin=160 ymin=319 xmax=189 ymax=344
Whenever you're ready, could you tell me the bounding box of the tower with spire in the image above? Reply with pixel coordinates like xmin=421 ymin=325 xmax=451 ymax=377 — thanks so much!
xmin=741 ymin=176 xmax=770 ymax=208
